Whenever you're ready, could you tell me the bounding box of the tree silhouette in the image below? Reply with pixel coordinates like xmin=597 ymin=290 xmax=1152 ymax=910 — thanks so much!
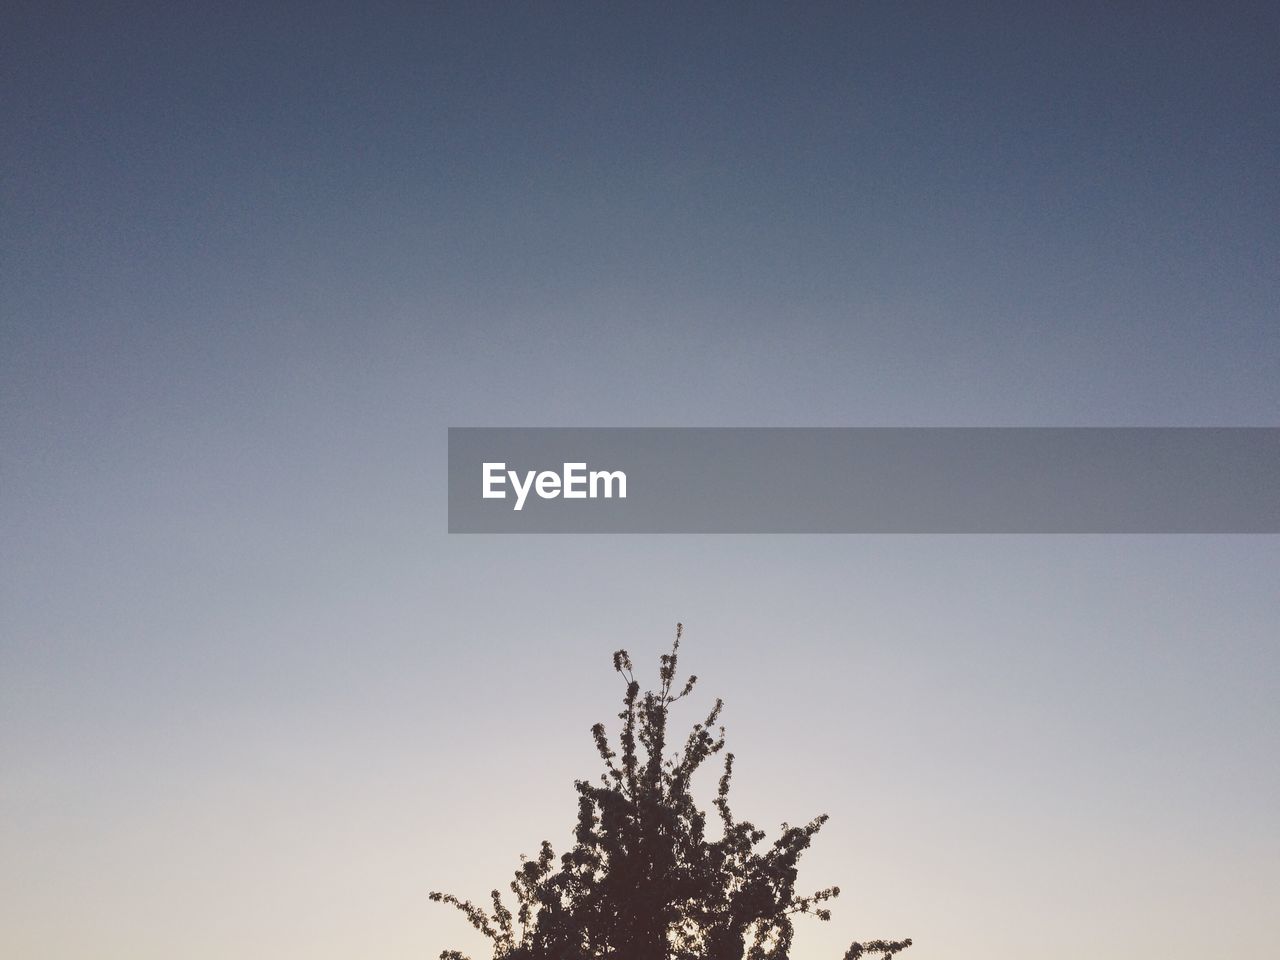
xmin=431 ymin=624 xmax=911 ymax=960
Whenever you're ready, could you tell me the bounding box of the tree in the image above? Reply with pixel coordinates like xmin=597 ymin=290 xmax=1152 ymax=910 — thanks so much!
xmin=431 ymin=624 xmax=911 ymax=960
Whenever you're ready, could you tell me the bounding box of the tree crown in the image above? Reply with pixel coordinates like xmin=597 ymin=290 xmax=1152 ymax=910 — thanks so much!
xmin=431 ymin=625 xmax=911 ymax=960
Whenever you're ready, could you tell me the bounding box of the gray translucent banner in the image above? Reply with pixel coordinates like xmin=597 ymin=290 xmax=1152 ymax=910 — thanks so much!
xmin=447 ymin=428 xmax=1279 ymax=533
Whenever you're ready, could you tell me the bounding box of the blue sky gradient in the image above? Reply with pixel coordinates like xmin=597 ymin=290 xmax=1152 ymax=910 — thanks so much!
xmin=3 ymin=3 xmax=1278 ymax=958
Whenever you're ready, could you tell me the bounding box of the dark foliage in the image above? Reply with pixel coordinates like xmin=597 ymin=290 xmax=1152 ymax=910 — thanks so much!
xmin=431 ymin=625 xmax=911 ymax=960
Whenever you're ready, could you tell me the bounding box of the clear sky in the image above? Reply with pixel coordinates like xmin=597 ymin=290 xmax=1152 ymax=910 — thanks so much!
xmin=2 ymin=3 xmax=1278 ymax=959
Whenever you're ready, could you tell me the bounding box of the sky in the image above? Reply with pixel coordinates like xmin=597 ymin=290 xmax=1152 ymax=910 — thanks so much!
xmin=2 ymin=3 xmax=1278 ymax=959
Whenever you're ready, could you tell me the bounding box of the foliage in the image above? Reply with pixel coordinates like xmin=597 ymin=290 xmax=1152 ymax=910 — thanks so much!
xmin=431 ymin=624 xmax=911 ymax=960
